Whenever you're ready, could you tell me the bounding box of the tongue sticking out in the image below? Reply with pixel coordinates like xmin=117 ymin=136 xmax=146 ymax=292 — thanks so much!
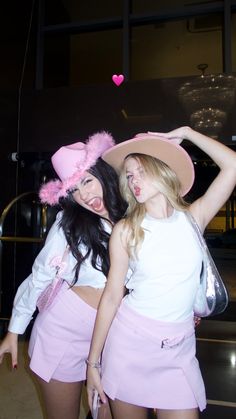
xmin=90 ymin=197 xmax=104 ymax=212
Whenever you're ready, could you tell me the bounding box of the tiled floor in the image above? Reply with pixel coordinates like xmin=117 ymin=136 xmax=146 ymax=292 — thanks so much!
xmin=210 ymin=248 xmax=236 ymax=303
xmin=197 ymin=245 xmax=236 ymax=418
xmin=197 ymin=320 xmax=236 ymax=419
xmin=0 ymin=340 xmax=89 ymax=419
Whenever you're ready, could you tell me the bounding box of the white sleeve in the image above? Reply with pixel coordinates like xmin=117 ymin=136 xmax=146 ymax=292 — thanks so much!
xmin=8 ymin=211 xmax=68 ymax=334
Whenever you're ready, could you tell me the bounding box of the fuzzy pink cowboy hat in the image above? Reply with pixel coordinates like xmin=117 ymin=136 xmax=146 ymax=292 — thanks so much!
xmin=39 ymin=131 xmax=115 ymax=205
xmin=102 ymin=132 xmax=195 ymax=196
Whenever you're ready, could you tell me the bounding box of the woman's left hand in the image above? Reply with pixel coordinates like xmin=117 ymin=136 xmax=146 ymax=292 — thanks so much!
xmin=87 ymin=366 xmax=107 ymax=411
xmin=147 ymin=126 xmax=191 ymax=145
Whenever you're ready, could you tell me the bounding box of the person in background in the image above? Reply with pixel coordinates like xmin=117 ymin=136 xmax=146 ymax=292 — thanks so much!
xmin=0 ymin=132 xmax=127 ymax=419
xmin=87 ymin=126 xmax=236 ymax=419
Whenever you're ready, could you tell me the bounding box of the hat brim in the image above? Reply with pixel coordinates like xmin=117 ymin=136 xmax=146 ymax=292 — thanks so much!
xmin=102 ymin=134 xmax=195 ymax=196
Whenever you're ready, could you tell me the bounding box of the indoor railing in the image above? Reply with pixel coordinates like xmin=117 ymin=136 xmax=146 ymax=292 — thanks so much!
xmin=0 ymin=192 xmax=48 ymax=315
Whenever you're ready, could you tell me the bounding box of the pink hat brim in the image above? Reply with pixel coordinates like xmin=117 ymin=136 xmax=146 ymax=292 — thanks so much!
xmin=102 ymin=134 xmax=195 ymax=196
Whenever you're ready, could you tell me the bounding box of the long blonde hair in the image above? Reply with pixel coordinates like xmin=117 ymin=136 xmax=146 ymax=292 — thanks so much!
xmin=119 ymin=153 xmax=190 ymax=258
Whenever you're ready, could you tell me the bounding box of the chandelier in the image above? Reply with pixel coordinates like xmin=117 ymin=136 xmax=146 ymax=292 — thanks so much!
xmin=178 ymin=64 xmax=236 ymax=138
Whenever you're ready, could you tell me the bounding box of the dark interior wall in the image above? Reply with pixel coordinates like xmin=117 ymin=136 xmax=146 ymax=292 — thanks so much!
xmin=0 ymin=93 xmax=18 ymax=212
xmin=0 ymin=1 xmax=39 ymax=319
xmin=2 ymin=76 xmax=234 ymax=205
xmin=19 ymin=78 xmax=236 ymax=153
xmin=16 ymin=77 xmax=235 ymax=190
xmin=0 ymin=0 xmax=36 ymax=213
xmin=1 ymin=84 xmax=235 ymax=216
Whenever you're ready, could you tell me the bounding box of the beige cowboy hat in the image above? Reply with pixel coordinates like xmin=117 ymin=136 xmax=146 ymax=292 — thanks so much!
xmin=102 ymin=132 xmax=195 ymax=196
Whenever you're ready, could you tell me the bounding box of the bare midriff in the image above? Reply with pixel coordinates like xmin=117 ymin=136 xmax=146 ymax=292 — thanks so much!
xmin=71 ymin=285 xmax=104 ymax=309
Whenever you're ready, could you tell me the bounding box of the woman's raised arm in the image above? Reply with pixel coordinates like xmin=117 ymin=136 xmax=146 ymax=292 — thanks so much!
xmin=150 ymin=126 xmax=236 ymax=230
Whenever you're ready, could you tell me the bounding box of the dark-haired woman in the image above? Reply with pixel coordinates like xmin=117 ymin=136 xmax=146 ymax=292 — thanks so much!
xmin=0 ymin=132 xmax=127 ymax=419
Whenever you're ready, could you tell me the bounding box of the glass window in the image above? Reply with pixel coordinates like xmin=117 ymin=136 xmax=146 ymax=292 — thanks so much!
xmin=70 ymin=30 xmax=123 ymax=85
xmin=132 ymin=0 xmax=223 ymax=14
xmin=131 ymin=0 xmax=221 ymax=14
xmin=131 ymin=15 xmax=223 ymax=80
xmin=44 ymin=34 xmax=71 ymax=88
xmin=45 ymin=0 xmax=122 ymax=25
xmin=44 ymin=29 xmax=123 ymax=87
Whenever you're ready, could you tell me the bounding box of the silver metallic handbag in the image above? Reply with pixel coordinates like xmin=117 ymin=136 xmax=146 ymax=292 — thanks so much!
xmin=186 ymin=212 xmax=229 ymax=317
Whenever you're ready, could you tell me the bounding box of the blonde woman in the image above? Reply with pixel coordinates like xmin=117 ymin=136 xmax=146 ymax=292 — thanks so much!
xmin=86 ymin=126 xmax=236 ymax=419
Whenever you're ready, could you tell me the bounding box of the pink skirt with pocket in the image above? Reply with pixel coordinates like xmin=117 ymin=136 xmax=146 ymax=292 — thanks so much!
xmin=101 ymin=301 xmax=206 ymax=411
xmin=28 ymin=282 xmax=97 ymax=382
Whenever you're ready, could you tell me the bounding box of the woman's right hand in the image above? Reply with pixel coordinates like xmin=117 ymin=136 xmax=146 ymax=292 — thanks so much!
xmin=147 ymin=126 xmax=191 ymax=144
xmin=0 ymin=331 xmax=18 ymax=369
xmin=87 ymin=366 xmax=107 ymax=411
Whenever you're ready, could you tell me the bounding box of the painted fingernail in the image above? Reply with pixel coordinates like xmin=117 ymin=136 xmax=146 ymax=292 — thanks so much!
xmin=13 ymin=364 xmax=17 ymax=370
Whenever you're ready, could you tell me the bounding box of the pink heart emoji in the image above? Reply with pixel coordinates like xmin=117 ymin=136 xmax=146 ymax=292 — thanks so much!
xmin=112 ymin=74 xmax=124 ymax=86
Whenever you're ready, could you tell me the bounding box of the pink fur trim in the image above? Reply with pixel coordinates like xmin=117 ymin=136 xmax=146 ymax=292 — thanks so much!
xmin=39 ymin=131 xmax=115 ymax=205
xmin=39 ymin=180 xmax=63 ymax=205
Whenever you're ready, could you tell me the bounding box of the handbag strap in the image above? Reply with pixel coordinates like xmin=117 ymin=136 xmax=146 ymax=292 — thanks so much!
xmin=185 ymin=211 xmax=208 ymax=251
xmin=55 ymin=244 xmax=70 ymax=275
xmin=61 ymin=244 xmax=70 ymax=261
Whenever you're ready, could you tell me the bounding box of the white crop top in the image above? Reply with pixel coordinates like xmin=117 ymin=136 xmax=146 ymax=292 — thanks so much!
xmin=124 ymin=210 xmax=203 ymax=322
xmin=8 ymin=211 xmax=112 ymax=334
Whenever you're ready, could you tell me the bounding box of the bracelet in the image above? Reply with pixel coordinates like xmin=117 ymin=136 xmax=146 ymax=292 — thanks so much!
xmin=86 ymin=359 xmax=101 ymax=368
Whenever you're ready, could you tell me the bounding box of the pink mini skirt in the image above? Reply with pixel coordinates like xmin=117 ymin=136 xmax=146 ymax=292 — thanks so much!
xmin=28 ymin=282 xmax=97 ymax=382
xmin=102 ymin=301 xmax=206 ymax=411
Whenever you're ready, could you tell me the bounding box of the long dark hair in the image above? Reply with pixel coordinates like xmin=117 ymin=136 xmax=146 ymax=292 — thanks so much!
xmin=59 ymin=158 xmax=127 ymax=284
